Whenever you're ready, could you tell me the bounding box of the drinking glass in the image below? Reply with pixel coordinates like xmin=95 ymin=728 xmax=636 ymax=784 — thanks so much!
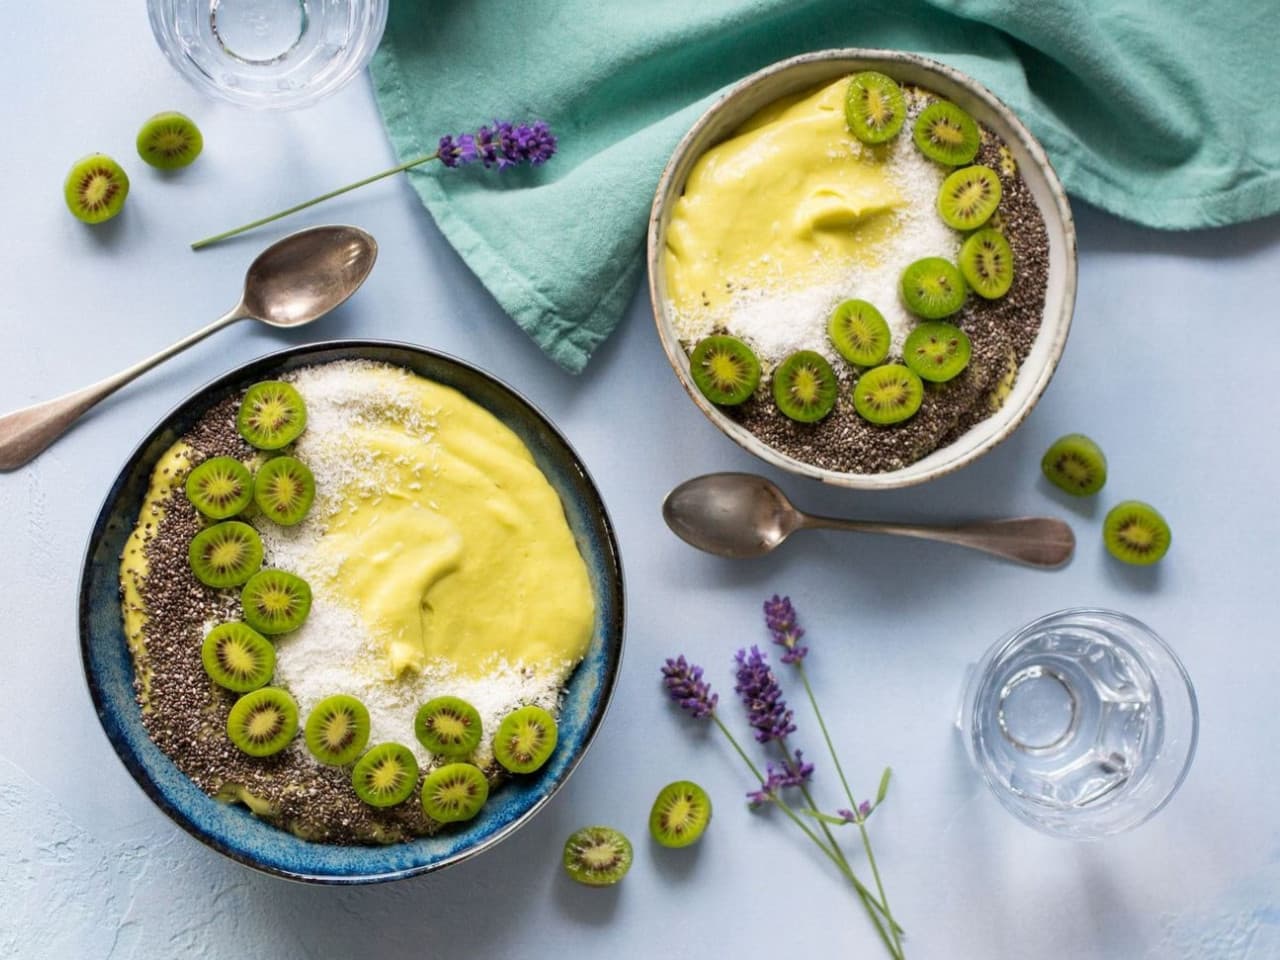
xmin=148 ymin=0 xmax=388 ymax=110
xmin=958 ymin=608 xmax=1198 ymax=839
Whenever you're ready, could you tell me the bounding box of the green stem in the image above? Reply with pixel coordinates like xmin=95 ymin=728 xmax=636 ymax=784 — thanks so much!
xmin=710 ymin=715 xmax=899 ymax=959
xmin=798 ymin=664 xmax=904 ymax=956
xmin=190 ymin=151 xmax=441 ymax=250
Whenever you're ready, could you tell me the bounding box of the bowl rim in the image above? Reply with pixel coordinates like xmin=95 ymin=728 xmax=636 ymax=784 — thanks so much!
xmin=647 ymin=48 xmax=1078 ymax=490
xmin=77 ymin=338 xmax=626 ymax=883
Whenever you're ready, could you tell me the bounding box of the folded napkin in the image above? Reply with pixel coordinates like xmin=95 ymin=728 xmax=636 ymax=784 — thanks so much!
xmin=372 ymin=0 xmax=1280 ymax=373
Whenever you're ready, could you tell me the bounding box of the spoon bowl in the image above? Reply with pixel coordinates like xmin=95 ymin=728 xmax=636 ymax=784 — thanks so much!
xmin=241 ymin=226 xmax=378 ymax=327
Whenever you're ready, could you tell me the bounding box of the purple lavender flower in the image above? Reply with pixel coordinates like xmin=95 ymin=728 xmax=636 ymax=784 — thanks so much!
xmin=438 ymin=120 xmax=557 ymax=170
xmin=662 ymin=656 xmax=718 ymax=719
xmin=747 ymin=749 xmax=815 ymax=807
xmin=764 ymin=595 xmax=808 ymax=664
xmin=837 ymin=801 xmax=874 ymax=823
xmin=734 ymin=646 xmax=796 ymax=744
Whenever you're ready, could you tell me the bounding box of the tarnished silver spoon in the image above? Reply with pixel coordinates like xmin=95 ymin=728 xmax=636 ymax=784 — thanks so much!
xmin=0 ymin=225 xmax=378 ymax=471
xmin=663 ymin=472 xmax=1075 ymax=568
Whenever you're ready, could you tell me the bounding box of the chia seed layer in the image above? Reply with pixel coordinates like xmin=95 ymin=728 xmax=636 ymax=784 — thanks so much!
xmin=123 ymin=394 xmax=481 ymax=845
xmin=695 ymin=99 xmax=1051 ymax=475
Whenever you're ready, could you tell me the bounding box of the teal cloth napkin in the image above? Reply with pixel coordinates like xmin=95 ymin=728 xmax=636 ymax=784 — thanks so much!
xmin=371 ymin=1 xmax=1280 ymax=373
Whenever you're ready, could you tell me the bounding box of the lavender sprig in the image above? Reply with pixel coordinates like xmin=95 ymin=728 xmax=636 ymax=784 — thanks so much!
xmin=661 ymin=656 xmax=718 ymax=719
xmin=764 ymin=594 xmax=809 ymax=663
xmin=747 ymin=749 xmax=815 ymax=807
xmin=192 ymin=118 xmax=557 ymax=249
xmin=733 ymin=646 xmax=795 ymax=743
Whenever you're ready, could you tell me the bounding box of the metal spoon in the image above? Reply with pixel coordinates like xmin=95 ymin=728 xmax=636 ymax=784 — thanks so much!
xmin=0 ymin=225 xmax=377 ymax=471
xmin=663 ymin=472 xmax=1075 ymax=568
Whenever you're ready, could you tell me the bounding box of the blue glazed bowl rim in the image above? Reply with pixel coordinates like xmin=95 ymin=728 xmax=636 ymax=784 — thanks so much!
xmin=77 ymin=339 xmax=625 ymax=884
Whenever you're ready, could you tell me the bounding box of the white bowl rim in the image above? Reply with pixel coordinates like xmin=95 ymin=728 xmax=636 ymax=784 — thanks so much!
xmin=647 ymin=48 xmax=1078 ymax=490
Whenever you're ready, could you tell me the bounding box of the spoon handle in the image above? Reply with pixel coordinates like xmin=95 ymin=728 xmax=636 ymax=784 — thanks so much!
xmin=0 ymin=308 xmax=245 ymax=471
xmin=801 ymin=515 xmax=1076 ymax=568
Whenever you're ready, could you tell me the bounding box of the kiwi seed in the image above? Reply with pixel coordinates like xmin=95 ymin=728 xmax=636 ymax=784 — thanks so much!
xmin=563 ymin=826 xmax=633 ymax=887
xmin=305 ymin=694 xmax=371 ymax=766
xmin=136 ymin=112 xmax=204 ymax=170
xmin=937 ymin=165 xmax=1002 ymax=230
xmin=241 ymin=569 xmax=312 ymax=635
xmin=64 ymin=154 xmax=130 ymax=224
xmin=352 ymin=742 xmax=419 ymax=807
xmin=253 ymin=456 xmax=315 ymax=526
xmin=188 ymin=520 xmax=263 ymax=588
xmin=201 ymin=622 xmax=275 ymax=692
xmin=1041 ymin=434 xmax=1107 ymax=496
xmin=494 ymin=705 xmax=558 ymax=774
xmin=226 ymin=687 xmax=298 ymax=757
xmin=186 ymin=456 xmax=253 ymax=520
xmin=649 ymin=780 xmax=712 ymax=848
xmin=421 ymin=762 xmax=490 ymax=824
xmin=1104 ymin=500 xmax=1171 ymax=565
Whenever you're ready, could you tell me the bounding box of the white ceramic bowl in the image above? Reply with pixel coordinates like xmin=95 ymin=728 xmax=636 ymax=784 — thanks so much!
xmin=647 ymin=50 xmax=1077 ymax=490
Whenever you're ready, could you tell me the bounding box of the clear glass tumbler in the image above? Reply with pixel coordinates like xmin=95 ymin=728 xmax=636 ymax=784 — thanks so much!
xmin=958 ymin=608 xmax=1198 ymax=839
xmin=147 ymin=0 xmax=388 ymax=110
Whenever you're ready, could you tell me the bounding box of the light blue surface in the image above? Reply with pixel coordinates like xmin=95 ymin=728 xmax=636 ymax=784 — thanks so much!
xmin=2 ymin=5 xmax=1280 ymax=959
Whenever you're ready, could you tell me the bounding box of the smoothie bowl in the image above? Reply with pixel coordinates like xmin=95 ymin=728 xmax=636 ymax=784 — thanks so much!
xmin=648 ymin=50 xmax=1076 ymax=489
xmin=80 ymin=341 xmax=624 ymax=882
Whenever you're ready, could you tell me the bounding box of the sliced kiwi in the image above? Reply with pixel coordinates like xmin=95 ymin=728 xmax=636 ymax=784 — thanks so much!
xmin=136 ymin=112 xmax=203 ymax=169
xmin=649 ymin=780 xmax=712 ymax=849
xmin=852 ymin=364 xmax=924 ymax=426
xmin=241 ymin=569 xmax=312 ymax=635
xmin=844 ymin=72 xmax=905 ymax=144
xmin=689 ymin=335 xmax=761 ymax=406
xmin=188 ymin=521 xmax=263 ymax=588
xmin=201 ymin=622 xmax=275 ymax=692
xmin=772 ymin=351 xmax=838 ymax=423
xmin=901 ymin=257 xmax=967 ymax=320
xmin=563 ymin=826 xmax=633 ymax=887
xmin=827 ymin=299 xmax=891 ymax=367
xmin=421 ymin=762 xmax=490 ymax=824
xmin=186 ymin=456 xmax=253 ymax=520
xmin=352 ymin=742 xmax=419 ymax=807
xmin=304 ymin=694 xmax=370 ymax=766
xmin=415 ymin=696 xmax=483 ymax=758
xmin=226 ymin=687 xmax=298 ymax=757
xmin=63 ymin=154 xmax=129 ymax=224
xmin=903 ymin=322 xmax=972 ymax=383
xmin=937 ymin=165 xmax=1002 ymax=230
xmin=1104 ymin=501 xmax=1171 ymax=565
xmin=237 ymin=381 xmax=307 ymax=450
xmin=959 ymin=228 xmax=1015 ymax=299
xmin=253 ymin=456 xmax=315 ymax=526
xmin=1041 ymin=434 xmax=1107 ymax=496
xmin=913 ymin=100 xmax=980 ymax=165
xmin=494 ymin=705 xmax=558 ymax=774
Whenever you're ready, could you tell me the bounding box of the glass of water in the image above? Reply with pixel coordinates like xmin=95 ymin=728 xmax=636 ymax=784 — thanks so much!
xmin=148 ymin=0 xmax=388 ymax=110
xmin=958 ymin=608 xmax=1198 ymax=839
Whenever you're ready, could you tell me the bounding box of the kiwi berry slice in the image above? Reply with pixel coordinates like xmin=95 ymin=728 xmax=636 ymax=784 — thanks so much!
xmin=1041 ymin=434 xmax=1107 ymax=496
xmin=852 ymin=364 xmax=924 ymax=426
xmin=421 ymin=762 xmax=490 ymax=824
xmin=959 ymin=228 xmax=1015 ymax=299
xmin=352 ymin=742 xmax=419 ymax=807
xmin=844 ymin=72 xmax=905 ymax=144
xmin=1104 ymin=501 xmax=1171 ymax=565
xmin=201 ymin=622 xmax=275 ymax=692
xmin=188 ymin=520 xmax=263 ymax=588
xmin=649 ymin=780 xmax=712 ymax=849
xmin=563 ymin=826 xmax=633 ymax=887
xmin=494 ymin=705 xmax=558 ymax=774
xmin=689 ymin=335 xmax=761 ymax=406
xmin=415 ymin=696 xmax=483 ymax=758
xmin=241 ymin=569 xmax=312 ymax=635
xmin=913 ymin=100 xmax=980 ymax=165
xmin=136 ymin=112 xmax=203 ymax=170
xmin=237 ymin=381 xmax=307 ymax=450
xmin=186 ymin=456 xmax=253 ymax=520
xmin=828 ymin=299 xmax=891 ymax=367
xmin=937 ymin=165 xmax=1002 ymax=230
xmin=253 ymin=456 xmax=315 ymax=526
xmin=772 ymin=351 xmax=838 ymax=423
xmin=226 ymin=687 xmax=298 ymax=757
xmin=64 ymin=154 xmax=129 ymax=224
xmin=305 ymin=694 xmax=371 ymax=766
xmin=901 ymin=257 xmax=967 ymax=320
xmin=903 ymin=321 xmax=972 ymax=383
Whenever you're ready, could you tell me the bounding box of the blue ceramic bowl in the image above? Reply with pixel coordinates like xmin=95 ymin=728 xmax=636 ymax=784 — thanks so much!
xmin=79 ymin=341 xmax=625 ymax=883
